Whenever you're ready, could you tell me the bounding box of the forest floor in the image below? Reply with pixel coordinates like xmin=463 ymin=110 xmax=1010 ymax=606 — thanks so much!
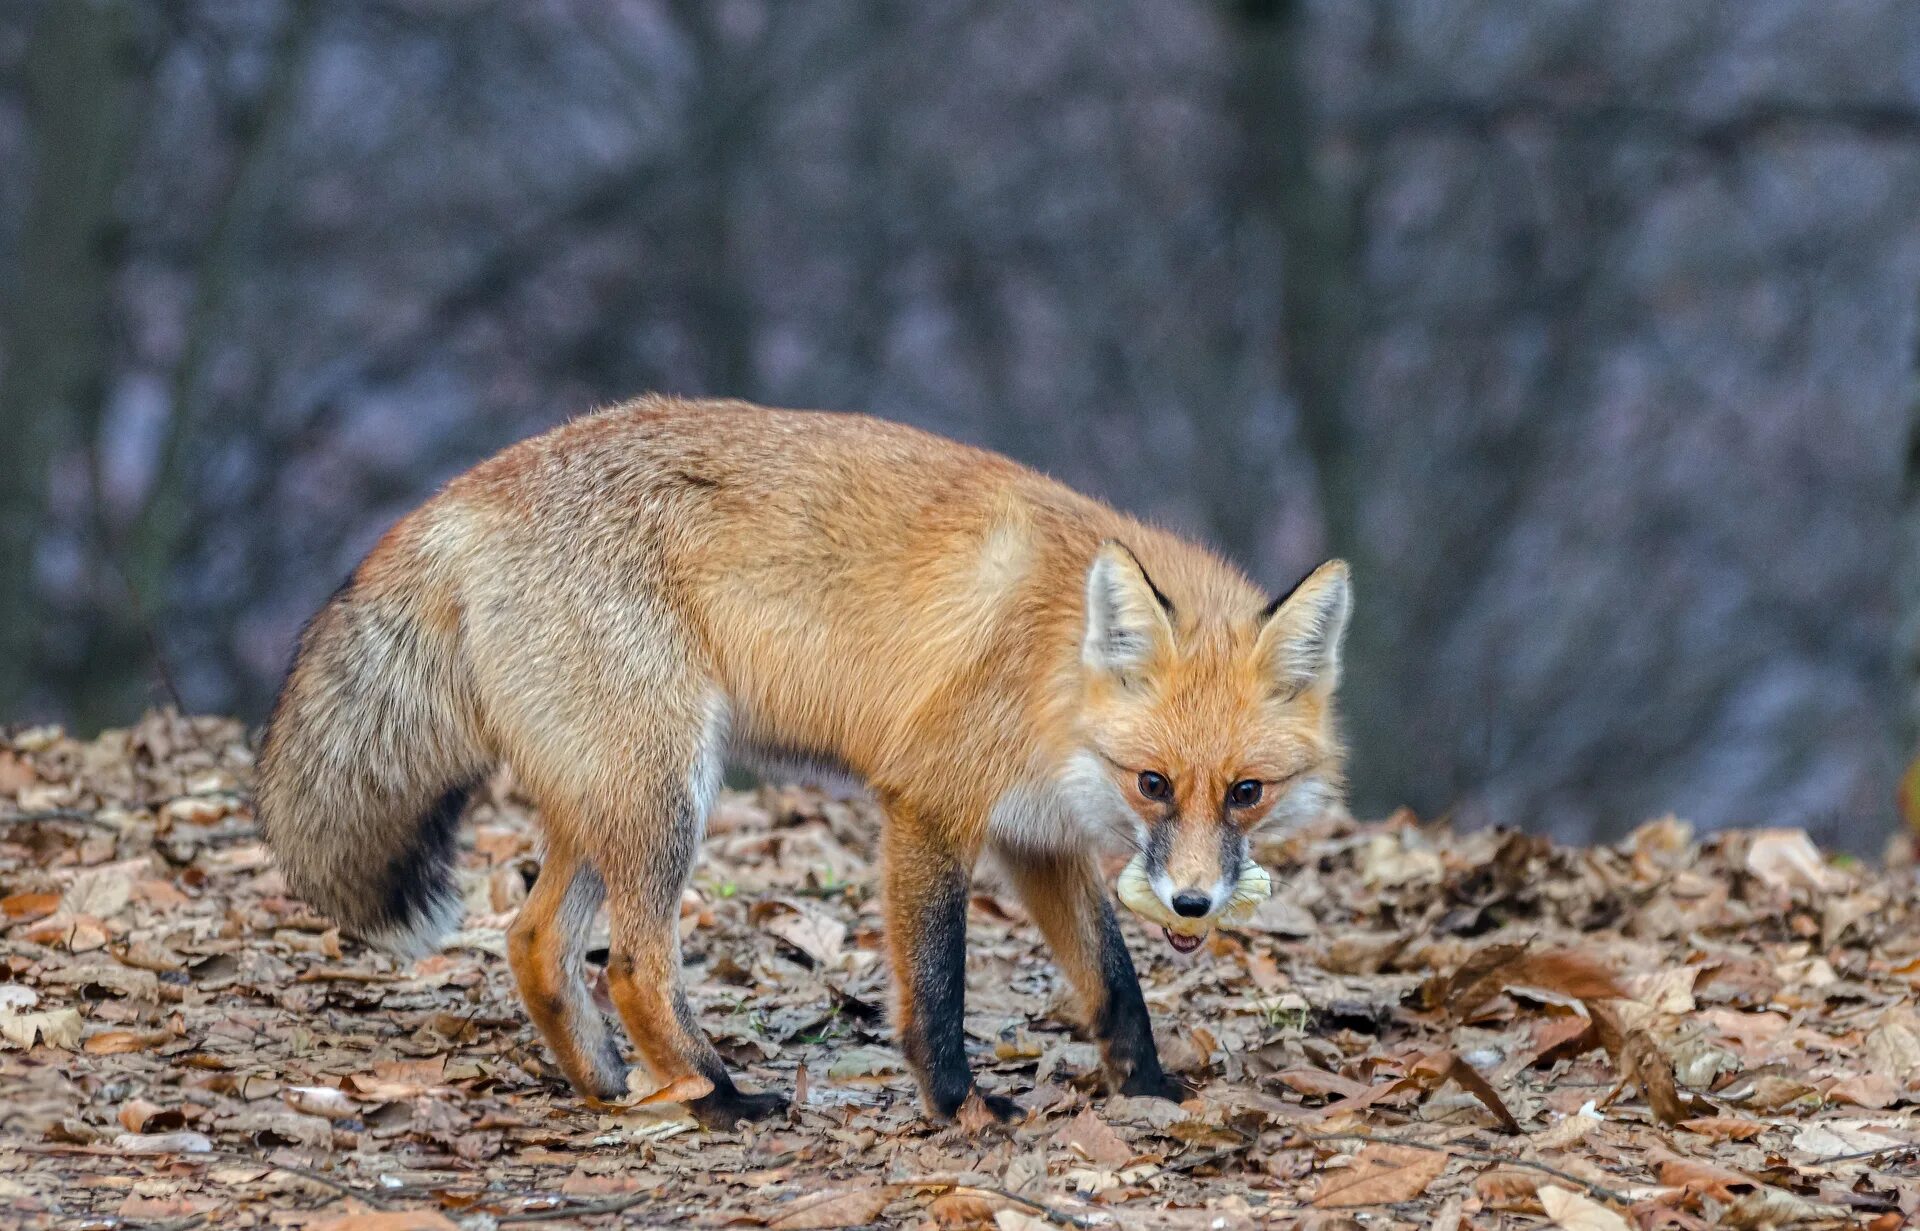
xmin=4 ymin=712 xmax=1920 ymax=1230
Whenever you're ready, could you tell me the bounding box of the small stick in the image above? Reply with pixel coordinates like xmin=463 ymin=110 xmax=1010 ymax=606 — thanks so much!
xmin=1286 ymin=1129 xmax=1632 ymax=1205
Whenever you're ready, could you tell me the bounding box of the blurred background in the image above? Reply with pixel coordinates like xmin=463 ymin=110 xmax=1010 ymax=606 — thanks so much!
xmin=1 ymin=0 xmax=1916 ymax=848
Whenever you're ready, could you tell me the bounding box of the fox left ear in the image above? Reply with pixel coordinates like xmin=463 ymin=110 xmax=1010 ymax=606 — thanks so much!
xmin=1082 ymin=542 xmax=1176 ymax=677
xmin=1254 ymin=560 xmax=1352 ymax=696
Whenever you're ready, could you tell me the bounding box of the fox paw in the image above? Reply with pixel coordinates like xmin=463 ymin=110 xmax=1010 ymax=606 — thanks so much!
xmin=939 ymin=1087 xmax=1024 ymax=1127
xmin=689 ymin=1087 xmax=789 ymax=1130
xmin=1117 ymin=1067 xmax=1189 ymax=1103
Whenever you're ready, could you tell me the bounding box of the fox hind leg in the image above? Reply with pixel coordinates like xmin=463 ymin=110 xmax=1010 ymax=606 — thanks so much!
xmin=593 ymin=777 xmax=785 ymax=1130
xmin=998 ymin=844 xmax=1183 ymax=1102
xmin=507 ymin=840 xmax=628 ymax=1101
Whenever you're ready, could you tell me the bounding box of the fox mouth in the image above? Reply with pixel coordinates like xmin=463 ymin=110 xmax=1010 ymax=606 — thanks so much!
xmin=1162 ymin=926 xmax=1206 ymax=954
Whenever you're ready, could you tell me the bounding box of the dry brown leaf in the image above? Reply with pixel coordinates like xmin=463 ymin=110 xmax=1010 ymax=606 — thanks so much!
xmin=636 ymin=1072 xmax=715 ymax=1106
xmin=928 ymin=1190 xmax=1012 ymax=1228
xmin=1653 ymin=1150 xmax=1761 ymax=1202
xmin=285 ymin=1085 xmax=357 ymax=1120
xmin=0 ymin=749 xmax=36 ymax=794
xmin=764 ymin=1185 xmax=896 ymax=1229
xmin=83 ymin=1028 xmax=171 ymax=1055
xmin=1621 ymin=1030 xmax=1706 ymax=1124
xmin=1745 ymin=829 xmax=1847 ymax=895
xmin=1311 ymin=1144 xmax=1449 ymax=1208
xmin=1051 ymin=1106 xmax=1133 ymax=1168
xmin=1827 ymin=1072 xmax=1900 ymax=1109
xmin=1719 ymin=1187 xmax=1852 ymax=1229
xmin=1538 ymin=1186 xmax=1631 ymax=1231
xmin=1435 ymin=1052 xmax=1523 ymax=1134
xmin=118 ymin=1098 xmax=184 ymax=1133
xmin=309 ymin=1212 xmax=460 ymax=1231
xmin=1791 ymin=1121 xmax=1906 ymax=1157
xmin=0 ymin=1007 xmax=83 ymax=1049
xmin=1865 ymin=1019 xmax=1920 ymax=1084
xmin=1511 ymin=949 xmax=1629 ymax=1003
xmin=1 ymin=890 xmax=60 ymax=923
xmin=953 ymin=1090 xmax=1010 ymax=1134
xmin=112 ymin=1131 xmax=213 ymax=1154
xmin=1474 ymin=1168 xmax=1543 ymax=1212
xmin=1435 ymin=941 xmax=1533 ymax=1018
xmin=1272 ymin=1067 xmax=1370 ymax=1100
xmin=1677 ymin=1115 xmax=1768 ymax=1142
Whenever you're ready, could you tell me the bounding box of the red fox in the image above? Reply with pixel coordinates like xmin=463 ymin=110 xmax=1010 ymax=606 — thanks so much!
xmin=257 ymin=397 xmax=1350 ymax=1128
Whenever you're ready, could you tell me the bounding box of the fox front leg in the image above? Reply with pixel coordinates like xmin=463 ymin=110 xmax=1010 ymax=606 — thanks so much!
xmin=999 ymin=844 xmax=1185 ymax=1102
xmin=882 ymin=811 xmax=1021 ymax=1123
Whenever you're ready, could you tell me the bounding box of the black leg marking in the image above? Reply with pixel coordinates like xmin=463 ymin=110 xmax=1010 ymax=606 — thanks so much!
xmin=672 ymin=987 xmax=787 ymax=1130
xmin=902 ymin=866 xmax=1019 ymax=1122
xmin=1094 ymin=897 xmax=1185 ymax=1101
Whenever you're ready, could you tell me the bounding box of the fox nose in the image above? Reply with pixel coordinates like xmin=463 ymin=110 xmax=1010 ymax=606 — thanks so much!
xmin=1171 ymin=890 xmax=1211 ymax=918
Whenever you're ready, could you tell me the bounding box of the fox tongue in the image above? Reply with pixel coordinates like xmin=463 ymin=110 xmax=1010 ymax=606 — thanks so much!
xmin=1162 ymin=926 xmax=1204 ymax=954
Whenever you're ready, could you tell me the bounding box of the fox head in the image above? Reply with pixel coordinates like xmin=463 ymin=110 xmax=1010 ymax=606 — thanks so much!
xmin=1073 ymin=542 xmax=1350 ymax=947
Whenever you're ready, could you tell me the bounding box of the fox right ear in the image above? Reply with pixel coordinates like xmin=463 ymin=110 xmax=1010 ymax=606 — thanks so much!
xmin=1254 ymin=559 xmax=1352 ymax=697
xmin=1082 ymin=542 xmax=1175 ymax=676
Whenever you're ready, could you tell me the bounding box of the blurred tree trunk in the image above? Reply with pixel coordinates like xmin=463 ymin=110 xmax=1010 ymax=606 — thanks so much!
xmin=1222 ymin=0 xmax=1399 ymax=814
xmin=1901 ymin=305 xmax=1920 ymax=831
xmin=69 ymin=0 xmax=316 ymax=732
xmin=0 ymin=0 xmax=142 ymax=722
xmin=670 ymin=0 xmax=759 ymax=401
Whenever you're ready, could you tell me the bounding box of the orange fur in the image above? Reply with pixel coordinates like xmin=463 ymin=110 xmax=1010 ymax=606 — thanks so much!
xmin=256 ymin=395 xmax=1351 ymax=1123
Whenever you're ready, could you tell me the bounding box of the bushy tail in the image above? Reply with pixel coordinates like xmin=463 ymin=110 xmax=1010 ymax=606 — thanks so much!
xmin=256 ymin=576 xmax=490 ymax=958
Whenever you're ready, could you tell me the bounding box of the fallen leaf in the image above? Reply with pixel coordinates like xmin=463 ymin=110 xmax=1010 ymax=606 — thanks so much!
xmin=1827 ymin=1072 xmax=1900 ymax=1109
xmin=1538 ymin=1186 xmax=1630 ymax=1231
xmin=118 ymin=1098 xmax=184 ymax=1133
xmin=1791 ymin=1121 xmax=1907 ymax=1158
xmin=1433 ymin=1051 xmax=1522 ymax=1134
xmin=112 ymin=1131 xmax=213 ymax=1154
xmin=1512 ymin=950 xmax=1629 ymax=1003
xmin=928 ymin=1190 xmax=1012 ymax=1227
xmin=1745 ymin=829 xmax=1846 ymax=895
xmin=1311 ymin=1143 xmax=1449 ymax=1207
xmin=1051 ymin=1107 xmax=1132 ymax=1168
xmin=635 ymin=1072 xmax=716 ymax=1106
xmin=1719 ymin=1188 xmax=1853 ymax=1229
xmin=1653 ymin=1150 xmax=1760 ymax=1201
xmin=751 ymin=898 xmax=848 ymax=967
xmin=1 ymin=890 xmax=61 ymax=923
xmin=285 ymin=1085 xmax=358 ymax=1120
xmin=1475 ymin=1168 xmax=1544 ymax=1211
xmin=1677 ymin=1115 xmax=1768 ymax=1142
xmin=764 ymin=1185 xmax=896 ymax=1229
xmin=953 ymin=1090 xmax=1011 ymax=1134
xmin=1273 ymin=1067 xmax=1369 ymax=1100
xmin=309 ymin=1212 xmax=460 ymax=1231
xmin=1621 ymin=1031 xmax=1705 ymax=1124
xmin=0 ymin=1007 xmax=83 ymax=1049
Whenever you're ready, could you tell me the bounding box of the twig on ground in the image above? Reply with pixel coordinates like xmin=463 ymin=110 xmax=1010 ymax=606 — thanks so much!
xmin=1157 ymin=1140 xmax=1257 ymax=1177
xmin=913 ymin=1182 xmax=1107 ymax=1229
xmin=1286 ymin=1129 xmax=1632 ymax=1205
xmin=0 ymin=808 xmax=118 ymax=828
xmin=493 ymin=1191 xmax=656 ymax=1223
xmin=1803 ymin=1143 xmax=1920 ymax=1167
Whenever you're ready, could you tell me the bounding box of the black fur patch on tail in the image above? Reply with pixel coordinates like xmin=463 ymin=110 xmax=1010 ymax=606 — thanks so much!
xmin=374 ymin=779 xmax=478 ymax=935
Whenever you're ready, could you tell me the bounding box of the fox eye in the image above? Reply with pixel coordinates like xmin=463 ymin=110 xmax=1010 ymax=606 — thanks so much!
xmin=1228 ymin=779 xmax=1263 ymax=808
xmin=1137 ymin=771 xmax=1172 ymax=802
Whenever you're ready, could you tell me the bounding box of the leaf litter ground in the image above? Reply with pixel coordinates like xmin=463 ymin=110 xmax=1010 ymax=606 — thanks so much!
xmin=4 ymin=712 xmax=1920 ymax=1230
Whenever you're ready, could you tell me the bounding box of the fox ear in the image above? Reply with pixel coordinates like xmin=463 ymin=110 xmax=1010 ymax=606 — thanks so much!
xmin=1254 ymin=560 xmax=1351 ymax=696
xmin=1082 ymin=542 xmax=1175 ymax=676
